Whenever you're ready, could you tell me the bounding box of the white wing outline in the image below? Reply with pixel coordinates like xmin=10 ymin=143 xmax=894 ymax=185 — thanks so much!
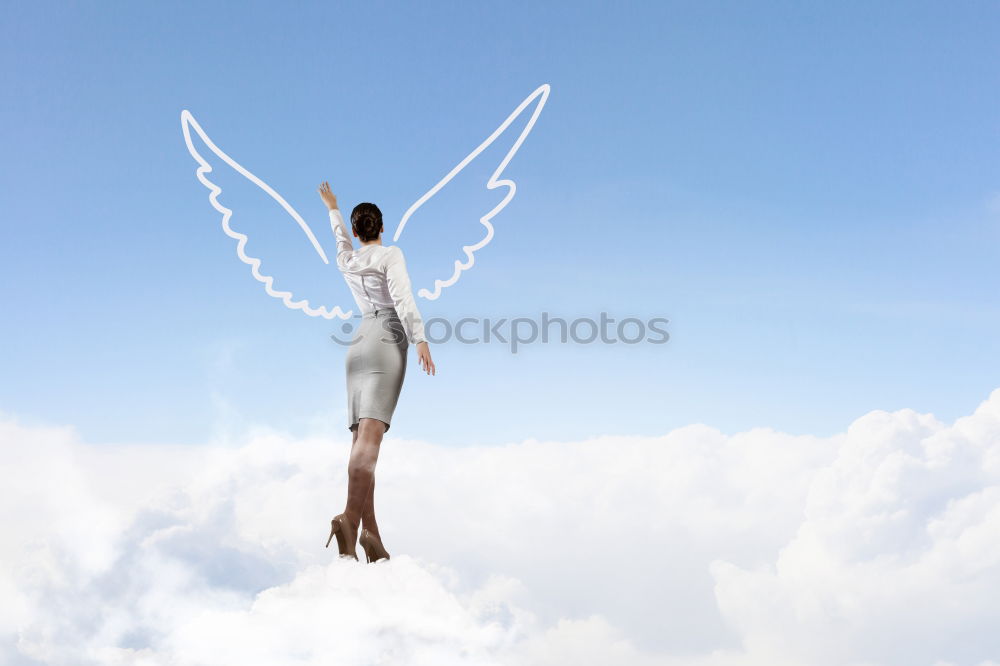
xmin=393 ymin=83 xmax=551 ymax=300
xmin=181 ymin=83 xmax=550 ymax=316
xmin=180 ymin=110 xmax=353 ymax=320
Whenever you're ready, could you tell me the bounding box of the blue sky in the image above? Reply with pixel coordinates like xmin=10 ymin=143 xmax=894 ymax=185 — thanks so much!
xmin=2 ymin=0 xmax=999 ymax=446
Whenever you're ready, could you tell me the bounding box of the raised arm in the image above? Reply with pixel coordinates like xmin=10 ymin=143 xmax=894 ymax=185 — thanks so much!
xmin=318 ymin=181 xmax=354 ymax=271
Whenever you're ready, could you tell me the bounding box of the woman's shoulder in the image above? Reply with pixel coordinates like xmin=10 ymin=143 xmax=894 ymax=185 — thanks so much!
xmin=372 ymin=244 xmax=404 ymax=270
xmin=383 ymin=245 xmax=406 ymax=260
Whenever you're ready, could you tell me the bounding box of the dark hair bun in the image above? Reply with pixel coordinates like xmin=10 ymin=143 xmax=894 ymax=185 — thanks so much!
xmin=350 ymin=202 xmax=383 ymax=242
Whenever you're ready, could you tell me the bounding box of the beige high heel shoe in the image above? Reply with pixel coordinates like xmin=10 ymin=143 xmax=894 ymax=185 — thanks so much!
xmin=358 ymin=528 xmax=390 ymax=563
xmin=325 ymin=513 xmax=359 ymax=560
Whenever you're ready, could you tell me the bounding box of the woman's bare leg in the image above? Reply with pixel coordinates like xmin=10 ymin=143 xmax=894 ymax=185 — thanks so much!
xmin=350 ymin=428 xmax=380 ymax=539
xmin=362 ymin=476 xmax=380 ymax=538
xmin=343 ymin=417 xmax=385 ymax=532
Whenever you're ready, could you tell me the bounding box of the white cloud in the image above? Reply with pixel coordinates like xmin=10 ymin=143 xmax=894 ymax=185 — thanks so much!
xmin=1 ymin=390 xmax=999 ymax=665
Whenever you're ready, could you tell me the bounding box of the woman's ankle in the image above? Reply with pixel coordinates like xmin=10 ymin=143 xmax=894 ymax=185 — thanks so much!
xmin=342 ymin=510 xmax=362 ymax=531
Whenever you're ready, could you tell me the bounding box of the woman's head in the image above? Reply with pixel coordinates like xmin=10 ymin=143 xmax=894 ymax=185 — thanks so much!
xmin=351 ymin=202 xmax=383 ymax=243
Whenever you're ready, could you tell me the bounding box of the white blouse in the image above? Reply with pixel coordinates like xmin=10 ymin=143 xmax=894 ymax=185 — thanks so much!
xmin=329 ymin=208 xmax=427 ymax=344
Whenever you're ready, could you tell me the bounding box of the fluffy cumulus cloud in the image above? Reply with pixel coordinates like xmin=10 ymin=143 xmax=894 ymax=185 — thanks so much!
xmin=2 ymin=390 xmax=1000 ymax=665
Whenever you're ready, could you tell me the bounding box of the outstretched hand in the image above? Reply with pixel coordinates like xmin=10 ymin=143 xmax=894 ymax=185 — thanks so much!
xmin=317 ymin=181 xmax=338 ymax=210
xmin=416 ymin=341 xmax=436 ymax=375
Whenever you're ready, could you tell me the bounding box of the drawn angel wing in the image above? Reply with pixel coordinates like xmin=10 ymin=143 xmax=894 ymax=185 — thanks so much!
xmin=180 ymin=110 xmax=352 ymax=320
xmin=393 ymin=83 xmax=551 ymax=300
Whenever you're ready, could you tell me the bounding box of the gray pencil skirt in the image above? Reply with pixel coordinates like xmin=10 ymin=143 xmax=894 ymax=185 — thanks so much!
xmin=345 ymin=308 xmax=409 ymax=433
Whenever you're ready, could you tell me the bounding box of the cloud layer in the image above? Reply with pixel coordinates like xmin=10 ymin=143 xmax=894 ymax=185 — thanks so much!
xmin=2 ymin=389 xmax=1000 ymax=665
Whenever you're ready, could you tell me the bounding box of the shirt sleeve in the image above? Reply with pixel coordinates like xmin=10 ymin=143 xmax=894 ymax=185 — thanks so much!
xmin=329 ymin=208 xmax=355 ymax=271
xmin=384 ymin=246 xmax=427 ymax=344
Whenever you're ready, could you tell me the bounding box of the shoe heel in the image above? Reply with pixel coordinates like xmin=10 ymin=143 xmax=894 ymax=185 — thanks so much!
xmin=358 ymin=527 xmax=389 ymax=563
xmin=327 ymin=515 xmax=359 ymax=560
xmin=360 ymin=528 xmax=378 ymax=563
xmin=325 ymin=518 xmax=338 ymax=548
